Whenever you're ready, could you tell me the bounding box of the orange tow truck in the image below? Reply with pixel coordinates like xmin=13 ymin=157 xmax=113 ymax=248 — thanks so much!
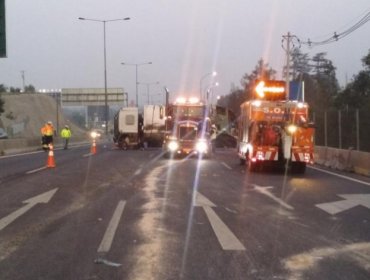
xmin=238 ymin=80 xmax=314 ymax=173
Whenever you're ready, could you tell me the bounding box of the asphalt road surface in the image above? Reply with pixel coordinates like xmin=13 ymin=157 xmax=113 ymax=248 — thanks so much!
xmin=1 ymin=142 xmax=370 ymax=280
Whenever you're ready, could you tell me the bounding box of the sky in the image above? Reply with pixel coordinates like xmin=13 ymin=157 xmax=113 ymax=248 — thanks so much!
xmin=1 ymin=0 xmax=370 ymax=106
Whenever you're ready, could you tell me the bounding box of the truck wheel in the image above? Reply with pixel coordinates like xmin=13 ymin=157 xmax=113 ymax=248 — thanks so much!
xmin=248 ymin=161 xmax=258 ymax=172
xmin=291 ymin=162 xmax=306 ymax=174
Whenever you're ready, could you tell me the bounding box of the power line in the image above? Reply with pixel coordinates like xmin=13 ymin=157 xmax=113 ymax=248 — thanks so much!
xmin=301 ymin=8 xmax=370 ymax=47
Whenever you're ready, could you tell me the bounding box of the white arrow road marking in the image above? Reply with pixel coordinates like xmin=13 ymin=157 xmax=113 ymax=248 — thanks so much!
xmin=195 ymin=192 xmax=245 ymax=251
xmin=134 ymin=168 xmax=142 ymax=176
xmin=316 ymin=194 xmax=370 ymax=215
xmin=98 ymin=200 xmax=126 ymax=253
xmin=221 ymin=162 xmax=232 ymax=170
xmin=0 ymin=188 xmax=58 ymax=231
xmin=252 ymin=184 xmax=294 ymax=210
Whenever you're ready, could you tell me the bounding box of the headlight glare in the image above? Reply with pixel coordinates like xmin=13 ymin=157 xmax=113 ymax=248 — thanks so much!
xmin=196 ymin=140 xmax=208 ymax=153
xmin=168 ymin=141 xmax=179 ymax=151
xmin=287 ymin=124 xmax=297 ymax=134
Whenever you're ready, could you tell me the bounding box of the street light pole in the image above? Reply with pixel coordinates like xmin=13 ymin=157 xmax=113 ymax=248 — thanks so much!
xmin=121 ymin=62 xmax=152 ymax=107
xmin=206 ymin=82 xmax=219 ymax=105
xmin=199 ymin=71 xmax=217 ymax=100
xmin=135 ymin=64 xmax=138 ymax=106
xmin=138 ymin=81 xmax=159 ymax=105
xmin=103 ymin=21 xmax=108 ymax=135
xmin=79 ymin=17 xmax=130 ymax=135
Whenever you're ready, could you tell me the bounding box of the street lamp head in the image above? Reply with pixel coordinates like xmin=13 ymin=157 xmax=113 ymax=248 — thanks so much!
xmin=123 ymin=17 xmax=130 ymax=20
xmin=78 ymin=17 xmax=85 ymax=20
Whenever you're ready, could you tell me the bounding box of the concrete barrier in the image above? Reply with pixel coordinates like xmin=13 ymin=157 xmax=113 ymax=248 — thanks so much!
xmin=314 ymin=146 xmax=370 ymax=177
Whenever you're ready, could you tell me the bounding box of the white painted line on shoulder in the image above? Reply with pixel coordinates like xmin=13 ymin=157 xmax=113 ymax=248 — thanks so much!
xmin=26 ymin=166 xmax=48 ymax=174
xmin=308 ymin=166 xmax=370 ymax=187
xmin=1 ymin=150 xmax=43 ymax=159
xmin=221 ymin=162 xmax=232 ymax=170
xmin=97 ymin=200 xmax=126 ymax=253
xmin=83 ymin=153 xmax=92 ymax=157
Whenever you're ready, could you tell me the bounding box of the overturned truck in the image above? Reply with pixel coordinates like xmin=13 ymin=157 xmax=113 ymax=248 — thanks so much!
xmin=113 ymin=105 xmax=166 ymax=149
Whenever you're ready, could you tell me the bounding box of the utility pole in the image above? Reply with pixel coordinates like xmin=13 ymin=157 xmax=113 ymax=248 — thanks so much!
xmin=282 ymin=32 xmax=300 ymax=100
xmin=282 ymin=32 xmax=292 ymax=100
xmin=21 ymin=70 xmax=25 ymax=92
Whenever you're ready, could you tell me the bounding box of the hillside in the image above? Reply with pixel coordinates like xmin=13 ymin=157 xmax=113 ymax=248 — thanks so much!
xmin=0 ymin=93 xmax=86 ymax=138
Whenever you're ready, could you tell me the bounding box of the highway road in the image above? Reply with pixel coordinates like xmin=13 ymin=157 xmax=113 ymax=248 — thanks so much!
xmin=1 ymin=143 xmax=370 ymax=280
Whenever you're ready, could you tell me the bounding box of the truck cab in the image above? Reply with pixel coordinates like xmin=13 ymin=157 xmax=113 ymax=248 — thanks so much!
xmin=163 ymin=97 xmax=211 ymax=158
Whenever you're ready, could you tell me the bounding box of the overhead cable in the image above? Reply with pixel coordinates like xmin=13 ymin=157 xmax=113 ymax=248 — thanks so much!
xmin=301 ymin=9 xmax=370 ymax=47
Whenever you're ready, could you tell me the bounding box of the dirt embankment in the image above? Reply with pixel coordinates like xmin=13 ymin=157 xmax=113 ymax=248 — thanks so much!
xmin=0 ymin=93 xmax=86 ymax=138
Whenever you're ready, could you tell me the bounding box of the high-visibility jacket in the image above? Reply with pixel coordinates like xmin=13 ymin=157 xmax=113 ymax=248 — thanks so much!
xmin=41 ymin=124 xmax=54 ymax=136
xmin=60 ymin=128 xmax=72 ymax=138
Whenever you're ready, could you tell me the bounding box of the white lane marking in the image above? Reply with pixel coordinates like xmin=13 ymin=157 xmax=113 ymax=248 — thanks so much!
xmin=0 ymin=188 xmax=58 ymax=231
xmin=195 ymin=192 xmax=245 ymax=251
xmin=308 ymin=166 xmax=370 ymax=187
xmin=252 ymin=184 xmax=294 ymax=210
xmin=221 ymin=162 xmax=232 ymax=170
xmin=83 ymin=153 xmax=92 ymax=157
xmin=1 ymin=150 xmax=43 ymax=159
xmin=0 ymin=143 xmax=90 ymax=160
xmin=316 ymin=194 xmax=370 ymax=215
xmin=94 ymin=257 xmax=121 ymax=267
xmin=26 ymin=166 xmax=48 ymax=174
xmin=134 ymin=168 xmax=142 ymax=176
xmin=97 ymin=200 xmax=126 ymax=253
xmin=195 ymin=192 xmax=216 ymax=207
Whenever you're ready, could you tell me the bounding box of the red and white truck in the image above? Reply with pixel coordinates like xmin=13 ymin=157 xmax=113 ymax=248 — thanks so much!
xmin=237 ymin=80 xmax=314 ymax=173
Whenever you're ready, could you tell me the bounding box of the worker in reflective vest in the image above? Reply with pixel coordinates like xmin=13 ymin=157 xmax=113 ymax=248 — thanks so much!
xmin=60 ymin=125 xmax=72 ymax=149
xmin=41 ymin=121 xmax=54 ymax=151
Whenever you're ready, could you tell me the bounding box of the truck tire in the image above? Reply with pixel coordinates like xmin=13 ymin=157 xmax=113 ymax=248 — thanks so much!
xmin=248 ymin=161 xmax=258 ymax=172
xmin=291 ymin=162 xmax=306 ymax=174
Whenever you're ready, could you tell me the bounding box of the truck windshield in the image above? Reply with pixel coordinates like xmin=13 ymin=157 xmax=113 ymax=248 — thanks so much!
xmin=179 ymin=126 xmax=197 ymax=140
xmin=174 ymin=106 xmax=204 ymax=119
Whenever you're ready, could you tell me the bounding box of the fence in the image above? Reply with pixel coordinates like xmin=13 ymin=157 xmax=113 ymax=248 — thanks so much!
xmin=312 ymin=108 xmax=370 ymax=152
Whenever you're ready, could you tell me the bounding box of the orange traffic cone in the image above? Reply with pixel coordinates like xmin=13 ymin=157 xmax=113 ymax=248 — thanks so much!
xmin=91 ymin=139 xmax=97 ymax=155
xmin=46 ymin=144 xmax=56 ymax=168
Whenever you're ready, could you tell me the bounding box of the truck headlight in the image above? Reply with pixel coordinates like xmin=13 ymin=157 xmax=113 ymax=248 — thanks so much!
xmin=90 ymin=131 xmax=98 ymax=138
xmin=196 ymin=140 xmax=208 ymax=153
xmin=168 ymin=141 xmax=179 ymax=152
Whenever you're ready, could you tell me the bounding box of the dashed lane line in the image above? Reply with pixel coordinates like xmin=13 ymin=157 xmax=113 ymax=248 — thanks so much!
xmin=26 ymin=166 xmax=48 ymax=174
xmin=97 ymin=200 xmax=126 ymax=253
